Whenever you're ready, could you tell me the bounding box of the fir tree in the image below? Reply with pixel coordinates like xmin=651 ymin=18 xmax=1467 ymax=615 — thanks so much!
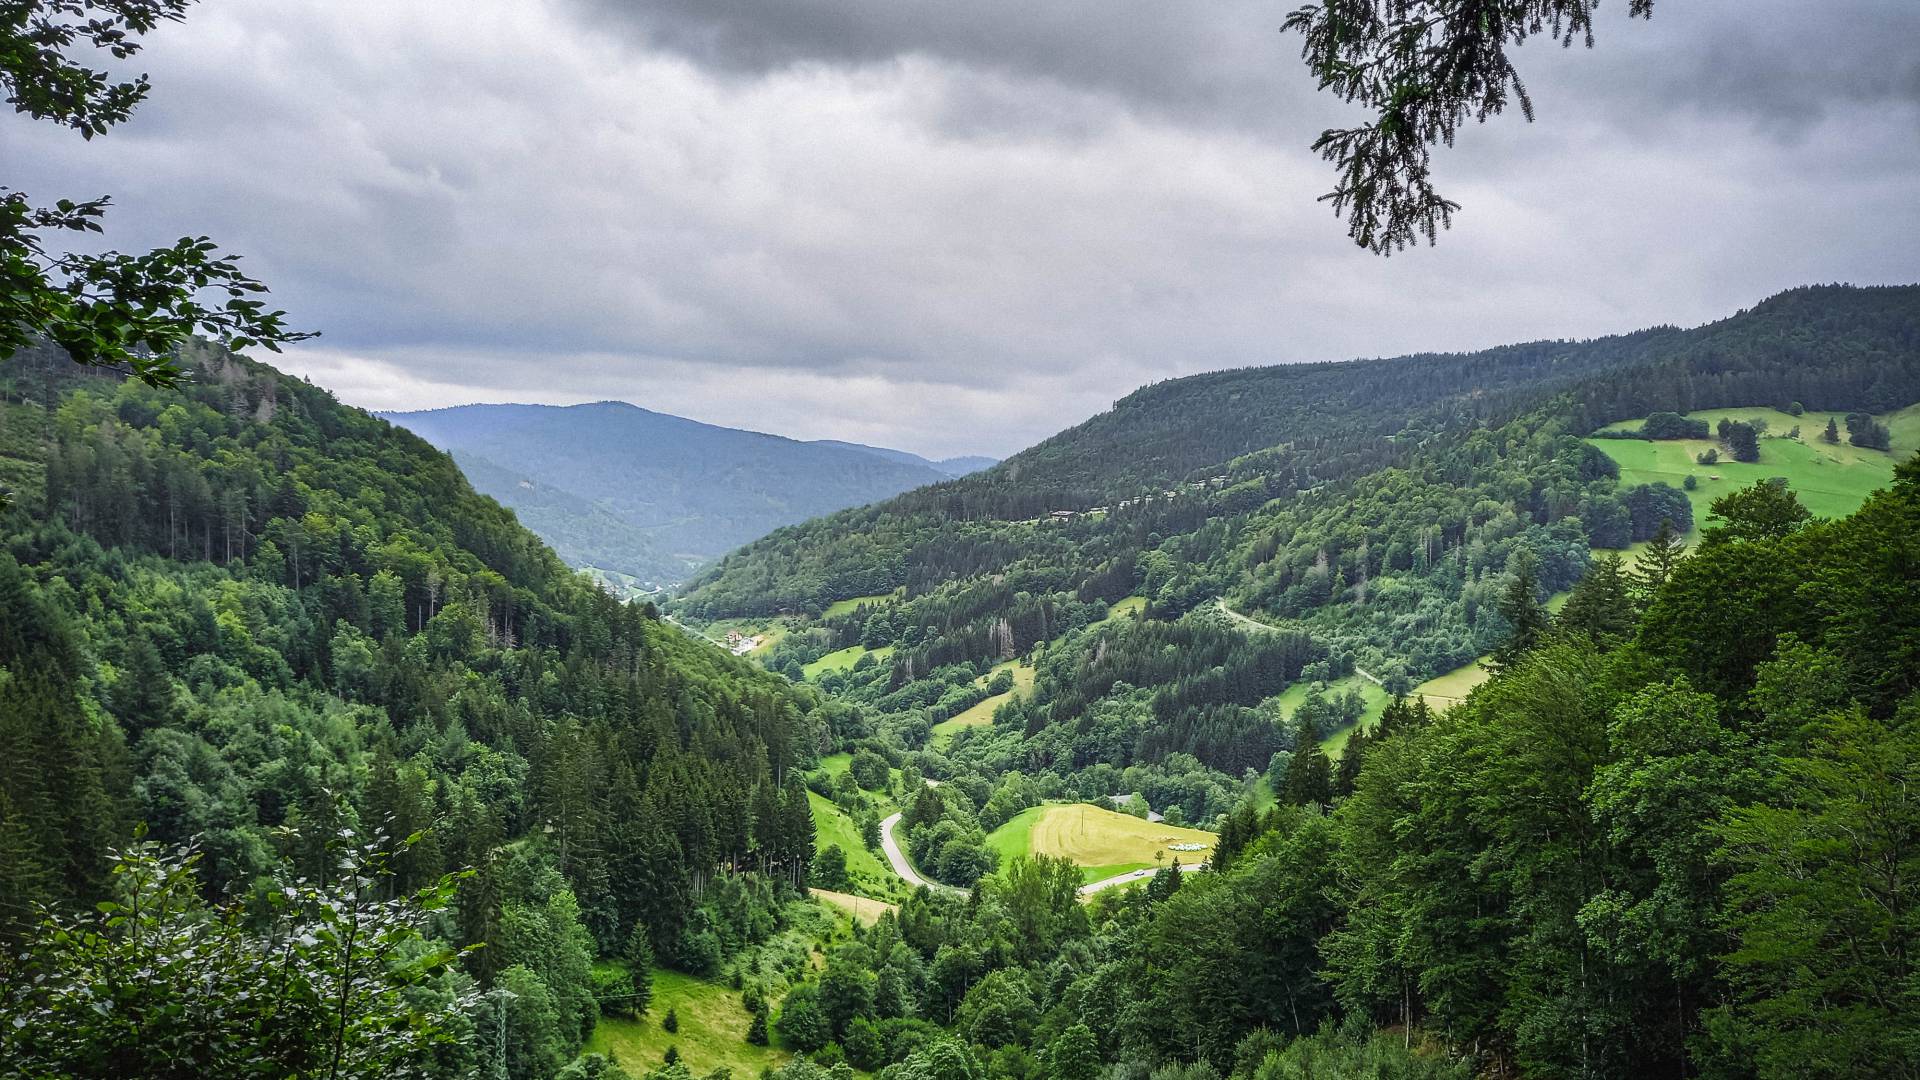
xmin=1632 ymin=519 xmax=1687 ymax=604
xmin=1490 ymin=552 xmax=1550 ymax=673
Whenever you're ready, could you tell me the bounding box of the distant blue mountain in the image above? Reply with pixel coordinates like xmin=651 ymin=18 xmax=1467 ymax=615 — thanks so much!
xmin=810 ymin=440 xmax=998 ymax=477
xmin=381 ymin=401 xmax=988 ymax=584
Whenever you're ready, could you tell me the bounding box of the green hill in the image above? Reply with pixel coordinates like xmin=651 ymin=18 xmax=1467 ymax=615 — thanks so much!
xmin=0 ymin=339 xmax=825 ymax=1075
xmin=681 ymin=285 xmax=1920 ymax=837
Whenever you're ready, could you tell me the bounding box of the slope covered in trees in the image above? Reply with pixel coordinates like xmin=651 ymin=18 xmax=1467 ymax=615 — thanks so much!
xmin=682 ymin=284 xmax=1920 ymax=619
xmin=664 ymin=287 xmax=1920 ymax=930
xmin=0 ymin=339 xmax=836 ymax=1078
xmin=652 ymin=468 xmax=1920 ymax=1080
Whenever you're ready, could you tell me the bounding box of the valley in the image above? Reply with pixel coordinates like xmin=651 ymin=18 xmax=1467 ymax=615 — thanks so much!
xmin=6 ymin=287 xmax=1920 ymax=1080
xmin=7 ymin=1 xmax=1919 ymax=1076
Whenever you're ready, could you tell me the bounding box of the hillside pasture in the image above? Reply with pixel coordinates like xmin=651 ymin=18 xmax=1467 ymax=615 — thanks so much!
xmin=1590 ymin=405 xmax=1913 ymax=528
xmin=802 ymin=643 xmax=894 ymax=679
xmin=823 ymin=591 xmax=901 ymax=619
xmin=806 ymin=792 xmax=899 ymax=897
xmin=584 ymin=968 xmax=789 ymax=1077
xmin=930 ymin=658 xmax=1038 ymax=747
xmin=809 ymin=888 xmax=898 ymax=926
xmin=986 ymin=803 xmax=1214 ymax=883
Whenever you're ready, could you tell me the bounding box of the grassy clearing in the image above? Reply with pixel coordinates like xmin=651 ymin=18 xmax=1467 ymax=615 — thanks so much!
xmin=810 ymin=888 xmax=898 ymax=926
xmin=930 ymin=659 xmax=1039 ymax=747
xmin=986 ymin=803 xmax=1215 ymax=882
xmin=1087 ymin=595 xmax=1148 ymax=630
xmin=1591 ymin=433 xmax=1898 ymax=525
xmin=1269 ymin=675 xmax=1389 ymax=756
xmin=806 ymin=792 xmax=898 ymax=897
xmin=1590 ymin=403 xmax=1915 ymax=530
xmin=1885 ymin=403 xmax=1920 ymax=452
xmin=584 ymin=968 xmax=788 ymax=1077
xmin=977 ymin=658 xmax=1038 ymax=695
xmin=930 ymin=691 xmax=1012 ymax=746
xmin=823 ymin=591 xmax=902 ymax=619
xmin=1413 ymin=658 xmax=1492 ymax=713
xmin=1244 ymin=775 xmax=1276 ymax=812
xmin=802 ymin=644 xmax=895 ymax=679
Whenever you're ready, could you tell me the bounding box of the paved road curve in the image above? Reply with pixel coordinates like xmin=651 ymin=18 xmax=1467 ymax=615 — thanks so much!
xmin=1077 ymin=861 xmax=1209 ymax=897
xmin=878 ymin=812 xmax=963 ymax=894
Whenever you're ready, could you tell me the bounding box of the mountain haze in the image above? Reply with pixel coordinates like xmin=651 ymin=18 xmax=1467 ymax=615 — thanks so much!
xmin=382 ymin=400 xmax=987 ymax=584
xmin=811 ymin=440 xmax=997 ymax=477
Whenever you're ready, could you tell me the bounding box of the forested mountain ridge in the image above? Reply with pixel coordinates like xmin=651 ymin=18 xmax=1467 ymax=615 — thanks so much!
xmin=669 ymin=284 xmax=1918 ymax=894
xmin=0 ymin=339 xmax=838 ymax=1076
xmin=382 ymin=400 xmax=980 ymax=583
xmin=679 ymin=284 xmax=1920 ymax=621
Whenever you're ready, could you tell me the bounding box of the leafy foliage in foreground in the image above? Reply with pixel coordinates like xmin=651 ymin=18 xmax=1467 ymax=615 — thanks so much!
xmin=0 ymin=836 xmax=474 ymax=1079
xmin=2 ymin=1 xmax=313 ymax=386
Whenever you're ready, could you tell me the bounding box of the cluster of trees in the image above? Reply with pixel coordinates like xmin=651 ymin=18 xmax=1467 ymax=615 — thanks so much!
xmin=1715 ymin=418 xmax=1762 ymax=462
xmin=0 ymin=344 xmax=828 ymax=1078
xmin=1845 ymin=411 xmax=1893 ymax=450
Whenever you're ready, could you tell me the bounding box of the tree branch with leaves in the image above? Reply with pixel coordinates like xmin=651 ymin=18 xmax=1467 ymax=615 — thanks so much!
xmin=1284 ymin=0 xmax=1655 ymax=253
xmin=2 ymin=0 xmax=313 ymax=386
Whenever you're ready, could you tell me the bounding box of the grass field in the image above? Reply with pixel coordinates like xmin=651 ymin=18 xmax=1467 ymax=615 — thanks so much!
xmin=802 ymin=644 xmax=895 ymax=679
xmin=1087 ymin=595 xmax=1147 ymax=630
xmin=1268 ymin=675 xmax=1391 ymax=756
xmin=930 ymin=691 xmax=1013 ymax=745
xmin=985 ymin=803 xmax=1215 ymax=882
xmin=823 ymin=591 xmax=901 ymax=619
xmin=929 ymin=659 xmax=1038 ymax=747
xmin=584 ymin=968 xmax=788 ymax=1077
xmin=809 ymin=888 xmax=898 ymax=926
xmin=806 ymin=792 xmax=899 ymax=896
xmin=1886 ymin=403 xmax=1920 ymax=451
xmin=1413 ymin=659 xmax=1492 ymax=713
xmin=1590 ymin=404 xmax=1916 ymax=530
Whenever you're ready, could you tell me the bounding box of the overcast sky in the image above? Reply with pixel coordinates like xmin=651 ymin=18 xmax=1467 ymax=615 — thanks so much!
xmin=9 ymin=1 xmax=1919 ymax=458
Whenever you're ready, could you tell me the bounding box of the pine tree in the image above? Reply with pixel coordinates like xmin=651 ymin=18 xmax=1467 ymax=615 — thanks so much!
xmin=111 ymin=635 xmax=177 ymax=737
xmin=1490 ymin=552 xmax=1550 ymax=673
xmin=1632 ymin=519 xmax=1686 ymax=605
xmin=746 ymin=1005 xmax=769 ymax=1046
xmin=1823 ymin=416 xmax=1841 ymax=444
xmin=1282 ymin=744 xmax=1334 ymax=808
xmin=1334 ymin=726 xmax=1369 ymax=798
xmin=1558 ymin=553 xmax=1636 ymax=644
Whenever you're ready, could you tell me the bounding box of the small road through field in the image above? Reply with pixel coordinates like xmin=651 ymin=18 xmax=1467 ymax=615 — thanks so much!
xmin=879 ymin=812 xmax=962 ymax=894
xmin=1078 ymin=862 xmax=1209 ymax=897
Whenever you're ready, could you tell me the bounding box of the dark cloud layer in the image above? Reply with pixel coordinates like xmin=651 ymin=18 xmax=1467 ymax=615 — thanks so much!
xmin=5 ymin=1 xmax=1917 ymax=458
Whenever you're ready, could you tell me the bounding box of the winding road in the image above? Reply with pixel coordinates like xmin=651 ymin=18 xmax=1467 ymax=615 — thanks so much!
xmin=878 ymin=812 xmax=962 ymax=894
xmin=1215 ymin=598 xmax=1383 ymax=685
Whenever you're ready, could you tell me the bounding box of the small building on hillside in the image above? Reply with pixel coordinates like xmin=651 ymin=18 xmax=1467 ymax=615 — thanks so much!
xmin=1106 ymin=793 xmax=1164 ymax=823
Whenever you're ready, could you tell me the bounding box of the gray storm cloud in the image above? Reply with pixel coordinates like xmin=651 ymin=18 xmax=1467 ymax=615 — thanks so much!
xmin=4 ymin=0 xmax=1917 ymax=459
